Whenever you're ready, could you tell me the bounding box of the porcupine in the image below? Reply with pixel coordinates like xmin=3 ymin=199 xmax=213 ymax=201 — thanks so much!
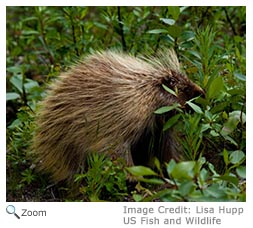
xmin=32 ymin=49 xmax=204 ymax=182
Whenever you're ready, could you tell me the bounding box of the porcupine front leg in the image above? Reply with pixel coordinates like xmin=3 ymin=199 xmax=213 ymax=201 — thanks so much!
xmin=118 ymin=148 xmax=138 ymax=182
xmin=125 ymin=150 xmax=135 ymax=166
xmin=116 ymin=148 xmax=135 ymax=166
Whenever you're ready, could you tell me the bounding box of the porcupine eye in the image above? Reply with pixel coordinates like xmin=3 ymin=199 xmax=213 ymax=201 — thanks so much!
xmin=162 ymin=77 xmax=177 ymax=90
xmin=168 ymin=78 xmax=176 ymax=88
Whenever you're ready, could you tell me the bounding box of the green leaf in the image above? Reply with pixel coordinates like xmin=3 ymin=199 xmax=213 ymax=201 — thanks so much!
xmin=178 ymin=180 xmax=196 ymax=196
xmin=234 ymin=72 xmax=246 ymax=81
xmin=160 ymin=18 xmax=175 ymax=25
xmin=6 ymin=92 xmax=20 ymax=101
xmin=223 ymin=135 xmax=238 ymax=146
xmin=162 ymin=84 xmax=177 ymax=96
xmin=154 ymin=106 xmax=174 ymax=114
xmin=21 ymin=16 xmax=38 ymax=23
xmin=207 ymin=76 xmax=225 ymax=99
xmin=171 ymin=161 xmax=196 ymax=180
xmin=207 ymin=162 xmax=218 ymax=175
xmin=94 ymin=22 xmax=107 ymax=30
xmin=166 ymin=159 xmax=176 ymax=174
xmin=167 ymin=25 xmax=182 ymax=38
xmin=221 ymin=111 xmax=246 ymax=136
xmin=198 ymin=168 xmax=209 ymax=187
xmin=7 ymin=66 xmax=22 ymax=74
xmin=223 ymin=149 xmax=229 ymax=167
xmin=147 ymin=29 xmax=168 ymax=34
xmin=24 ymin=79 xmax=40 ymax=92
xmin=168 ymin=6 xmax=180 ymax=20
xmin=10 ymin=74 xmax=23 ymax=93
xmin=188 ymin=50 xmax=201 ymax=60
xmin=154 ymin=103 xmax=180 ymax=114
xmin=24 ymin=79 xmax=40 ymax=91
xmin=214 ymin=175 xmax=239 ymax=186
xmin=229 ymin=150 xmax=245 ymax=164
xmin=236 ymin=166 xmax=246 ymax=178
xmin=133 ymin=194 xmax=143 ymax=202
xmin=154 ymin=157 xmax=161 ymax=171
xmin=163 ymin=114 xmax=181 ymax=131
xmin=230 ymin=111 xmax=246 ymax=124
xmin=201 ymin=123 xmax=211 ymax=133
xmin=138 ymin=177 xmax=164 ymax=185
xmin=180 ymin=31 xmax=195 ymax=42
xmin=22 ymin=30 xmax=40 ymax=35
xmin=186 ymin=101 xmax=203 ymax=114
xmin=126 ymin=166 xmax=158 ymax=176
xmin=204 ymin=184 xmax=226 ymax=198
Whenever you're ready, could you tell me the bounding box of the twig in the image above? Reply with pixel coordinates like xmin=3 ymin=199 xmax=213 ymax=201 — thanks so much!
xmin=223 ymin=7 xmax=237 ymax=36
xmin=117 ymin=7 xmax=127 ymax=51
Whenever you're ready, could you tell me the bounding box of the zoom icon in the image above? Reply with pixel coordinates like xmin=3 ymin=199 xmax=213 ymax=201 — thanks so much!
xmin=6 ymin=205 xmax=20 ymax=219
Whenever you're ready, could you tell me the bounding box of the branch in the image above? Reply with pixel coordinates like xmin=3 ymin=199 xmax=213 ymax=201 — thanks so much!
xmin=117 ymin=7 xmax=127 ymax=51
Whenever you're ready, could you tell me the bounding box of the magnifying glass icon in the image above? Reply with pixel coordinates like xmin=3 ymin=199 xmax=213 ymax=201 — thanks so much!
xmin=6 ymin=205 xmax=20 ymax=219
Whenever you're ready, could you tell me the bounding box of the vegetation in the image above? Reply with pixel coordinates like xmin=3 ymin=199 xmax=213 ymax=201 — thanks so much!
xmin=6 ymin=6 xmax=245 ymax=201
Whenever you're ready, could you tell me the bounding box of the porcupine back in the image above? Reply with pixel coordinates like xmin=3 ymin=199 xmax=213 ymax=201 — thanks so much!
xmin=32 ymin=50 xmax=204 ymax=182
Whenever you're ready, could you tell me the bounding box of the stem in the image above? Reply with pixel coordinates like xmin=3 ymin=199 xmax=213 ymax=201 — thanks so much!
xmin=35 ymin=7 xmax=54 ymax=65
xmin=63 ymin=8 xmax=80 ymax=56
xmin=21 ymin=68 xmax=27 ymax=107
xmin=197 ymin=7 xmax=211 ymax=27
xmin=117 ymin=7 xmax=127 ymax=51
xmin=71 ymin=22 xmax=80 ymax=57
xmin=239 ymin=97 xmax=246 ymax=149
xmin=223 ymin=7 xmax=237 ymax=36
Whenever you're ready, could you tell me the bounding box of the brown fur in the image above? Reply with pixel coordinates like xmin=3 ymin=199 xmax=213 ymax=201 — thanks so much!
xmin=32 ymin=50 xmax=204 ymax=182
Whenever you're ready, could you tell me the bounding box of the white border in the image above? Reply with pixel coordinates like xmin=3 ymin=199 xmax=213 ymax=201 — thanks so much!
xmin=2 ymin=1 xmax=252 ymax=228
xmin=2 ymin=0 xmax=250 ymax=6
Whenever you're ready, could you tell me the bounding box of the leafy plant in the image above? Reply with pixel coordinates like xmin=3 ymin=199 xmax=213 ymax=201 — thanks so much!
xmin=74 ymin=154 xmax=128 ymax=201
xmin=127 ymin=156 xmax=245 ymax=202
xmin=6 ymin=107 xmax=38 ymax=197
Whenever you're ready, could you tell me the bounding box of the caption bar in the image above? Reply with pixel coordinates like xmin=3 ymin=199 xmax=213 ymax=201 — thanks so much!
xmin=122 ymin=205 xmax=244 ymax=226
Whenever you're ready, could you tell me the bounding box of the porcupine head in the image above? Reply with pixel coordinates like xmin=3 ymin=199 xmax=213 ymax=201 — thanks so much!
xmin=32 ymin=49 xmax=205 ymax=182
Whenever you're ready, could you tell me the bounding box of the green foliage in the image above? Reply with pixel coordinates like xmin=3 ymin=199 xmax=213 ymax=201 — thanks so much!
xmin=6 ymin=6 xmax=245 ymax=201
xmin=149 ymin=20 xmax=245 ymax=201
xmin=6 ymin=107 xmax=40 ymax=199
xmin=7 ymin=66 xmax=45 ymax=111
xmin=127 ymin=157 xmax=245 ymax=202
xmin=74 ymin=154 xmax=127 ymax=201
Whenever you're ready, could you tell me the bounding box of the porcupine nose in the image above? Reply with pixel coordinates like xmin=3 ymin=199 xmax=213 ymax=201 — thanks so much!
xmin=181 ymin=83 xmax=205 ymax=111
xmin=194 ymin=85 xmax=205 ymax=98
